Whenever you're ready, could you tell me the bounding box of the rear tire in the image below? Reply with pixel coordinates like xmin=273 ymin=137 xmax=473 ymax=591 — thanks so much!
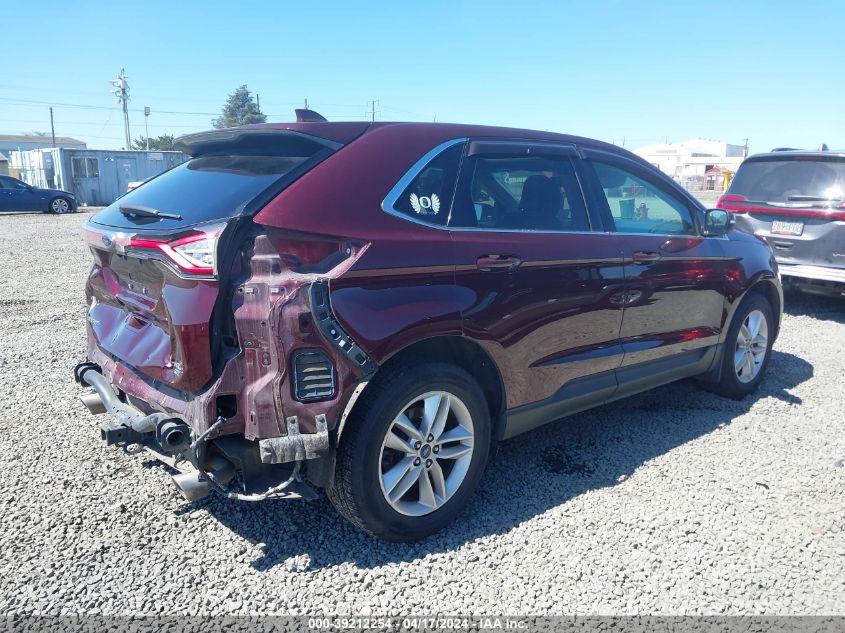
xmin=710 ymin=292 xmax=774 ymax=400
xmin=48 ymin=197 xmax=72 ymax=214
xmin=328 ymin=362 xmax=491 ymax=542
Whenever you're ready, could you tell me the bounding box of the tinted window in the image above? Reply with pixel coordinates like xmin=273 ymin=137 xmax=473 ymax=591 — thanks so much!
xmin=1 ymin=177 xmax=28 ymax=190
xmin=729 ymin=157 xmax=845 ymax=203
xmin=450 ymin=155 xmax=589 ymax=231
xmin=592 ymin=161 xmax=695 ymax=235
xmin=391 ymin=144 xmax=463 ymax=226
xmin=91 ymin=137 xmax=327 ymax=230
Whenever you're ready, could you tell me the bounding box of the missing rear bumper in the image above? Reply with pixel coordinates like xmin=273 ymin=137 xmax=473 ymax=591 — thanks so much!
xmin=74 ymin=362 xmax=320 ymax=502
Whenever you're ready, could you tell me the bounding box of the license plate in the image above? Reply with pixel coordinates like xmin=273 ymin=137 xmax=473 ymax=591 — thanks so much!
xmin=771 ymin=220 xmax=804 ymax=236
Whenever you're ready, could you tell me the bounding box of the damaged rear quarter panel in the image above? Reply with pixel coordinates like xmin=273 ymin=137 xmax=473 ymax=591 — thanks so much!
xmin=227 ymin=231 xmax=371 ymax=440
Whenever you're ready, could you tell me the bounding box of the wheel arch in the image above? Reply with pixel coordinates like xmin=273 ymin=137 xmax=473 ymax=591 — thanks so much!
xmin=336 ymin=335 xmax=508 ymax=447
xmin=47 ymin=194 xmax=71 ymax=213
xmin=745 ymin=276 xmax=782 ymax=342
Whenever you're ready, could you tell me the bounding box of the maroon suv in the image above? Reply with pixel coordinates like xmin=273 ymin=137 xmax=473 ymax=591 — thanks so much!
xmin=75 ymin=115 xmax=782 ymax=541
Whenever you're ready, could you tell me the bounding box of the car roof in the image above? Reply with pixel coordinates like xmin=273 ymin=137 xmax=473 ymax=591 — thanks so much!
xmin=745 ymin=150 xmax=845 ymax=162
xmin=240 ymin=120 xmax=648 ymax=163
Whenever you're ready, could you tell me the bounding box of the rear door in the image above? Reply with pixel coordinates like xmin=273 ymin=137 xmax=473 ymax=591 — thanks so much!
xmin=722 ymin=155 xmax=845 ymax=272
xmin=448 ymin=140 xmax=627 ymax=436
xmin=82 ymin=129 xmax=342 ymax=392
xmin=579 ymin=149 xmax=731 ymax=378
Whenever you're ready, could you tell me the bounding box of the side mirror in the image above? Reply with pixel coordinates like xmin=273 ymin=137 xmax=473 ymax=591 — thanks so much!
xmin=703 ymin=208 xmax=733 ymax=236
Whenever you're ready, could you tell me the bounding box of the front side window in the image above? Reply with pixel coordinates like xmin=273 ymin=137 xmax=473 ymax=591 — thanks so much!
xmin=390 ymin=143 xmax=464 ymax=226
xmin=449 ymin=154 xmax=589 ymax=231
xmin=2 ymin=177 xmax=28 ymax=189
xmin=591 ymin=161 xmax=695 ymax=235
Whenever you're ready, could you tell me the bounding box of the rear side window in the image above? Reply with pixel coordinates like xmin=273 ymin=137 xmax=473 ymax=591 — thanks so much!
xmin=591 ymin=161 xmax=695 ymax=235
xmin=390 ymin=143 xmax=464 ymax=226
xmin=91 ymin=133 xmax=329 ymax=230
xmin=449 ymin=154 xmax=589 ymax=231
xmin=729 ymin=158 xmax=845 ymax=203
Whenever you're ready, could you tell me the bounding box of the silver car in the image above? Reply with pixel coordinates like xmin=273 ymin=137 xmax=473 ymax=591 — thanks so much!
xmin=719 ymin=149 xmax=845 ymax=297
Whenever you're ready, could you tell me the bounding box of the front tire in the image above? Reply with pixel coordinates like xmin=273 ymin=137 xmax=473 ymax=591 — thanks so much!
xmin=48 ymin=197 xmax=72 ymax=214
xmin=329 ymin=362 xmax=491 ymax=542
xmin=711 ymin=292 xmax=774 ymax=400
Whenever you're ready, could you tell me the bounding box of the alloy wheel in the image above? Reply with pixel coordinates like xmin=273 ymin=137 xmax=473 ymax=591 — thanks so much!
xmin=51 ymin=198 xmax=70 ymax=214
xmin=378 ymin=390 xmax=475 ymax=517
xmin=734 ymin=309 xmax=769 ymax=383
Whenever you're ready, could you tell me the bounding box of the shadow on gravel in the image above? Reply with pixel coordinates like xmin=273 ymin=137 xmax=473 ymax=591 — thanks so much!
xmin=191 ymin=349 xmax=812 ymax=572
xmin=783 ymin=288 xmax=845 ymax=323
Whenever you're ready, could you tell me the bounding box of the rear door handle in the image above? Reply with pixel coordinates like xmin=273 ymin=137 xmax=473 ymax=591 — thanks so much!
xmin=632 ymin=251 xmax=661 ymax=264
xmin=476 ymin=254 xmax=522 ymax=271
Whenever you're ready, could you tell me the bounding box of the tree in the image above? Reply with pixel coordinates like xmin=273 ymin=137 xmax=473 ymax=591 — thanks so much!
xmin=212 ymin=85 xmax=266 ymax=128
xmin=131 ymin=134 xmax=175 ymax=151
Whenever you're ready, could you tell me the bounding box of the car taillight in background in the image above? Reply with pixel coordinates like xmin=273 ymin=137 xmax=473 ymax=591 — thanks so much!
xmin=717 ymin=194 xmax=845 ymax=220
xmin=716 ymin=194 xmax=750 ymax=212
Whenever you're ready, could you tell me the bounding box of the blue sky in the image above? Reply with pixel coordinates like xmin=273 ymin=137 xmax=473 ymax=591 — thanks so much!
xmin=2 ymin=0 xmax=842 ymax=153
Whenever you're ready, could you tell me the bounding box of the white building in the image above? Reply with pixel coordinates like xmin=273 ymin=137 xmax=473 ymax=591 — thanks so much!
xmin=633 ymin=139 xmax=746 ymax=191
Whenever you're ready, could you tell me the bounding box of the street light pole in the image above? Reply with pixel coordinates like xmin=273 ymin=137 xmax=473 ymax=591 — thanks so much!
xmin=144 ymin=107 xmax=150 ymax=150
xmin=109 ymin=68 xmax=131 ymax=149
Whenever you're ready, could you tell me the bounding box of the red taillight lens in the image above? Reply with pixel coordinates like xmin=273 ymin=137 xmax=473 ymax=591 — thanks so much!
xmin=129 ymin=229 xmax=221 ymax=276
xmin=716 ymin=194 xmax=749 ymax=212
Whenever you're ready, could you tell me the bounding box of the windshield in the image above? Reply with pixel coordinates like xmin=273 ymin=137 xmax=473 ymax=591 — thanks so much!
xmin=729 ymin=157 xmax=845 ymax=204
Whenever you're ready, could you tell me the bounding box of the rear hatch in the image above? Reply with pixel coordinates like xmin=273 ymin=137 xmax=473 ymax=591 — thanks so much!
xmin=82 ymin=127 xmax=351 ymax=393
xmin=720 ymin=154 xmax=845 ymax=269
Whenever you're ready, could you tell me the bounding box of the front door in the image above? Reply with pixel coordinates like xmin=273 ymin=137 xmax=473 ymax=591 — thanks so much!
xmin=0 ymin=176 xmax=39 ymax=211
xmin=580 ymin=151 xmax=732 ymax=388
xmin=447 ymin=141 xmax=627 ymax=437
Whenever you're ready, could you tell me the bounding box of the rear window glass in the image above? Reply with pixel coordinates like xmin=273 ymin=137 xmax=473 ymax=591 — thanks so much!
xmin=729 ymin=158 xmax=845 ymax=203
xmin=390 ymin=143 xmax=464 ymax=226
xmin=92 ymin=136 xmax=326 ymax=230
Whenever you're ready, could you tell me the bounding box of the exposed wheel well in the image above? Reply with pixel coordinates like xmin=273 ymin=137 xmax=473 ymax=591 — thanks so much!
xmin=342 ymin=336 xmax=506 ymax=444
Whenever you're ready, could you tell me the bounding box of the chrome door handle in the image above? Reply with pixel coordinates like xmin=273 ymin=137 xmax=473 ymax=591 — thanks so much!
xmin=476 ymin=255 xmax=523 ymax=271
xmin=632 ymin=251 xmax=661 ymax=264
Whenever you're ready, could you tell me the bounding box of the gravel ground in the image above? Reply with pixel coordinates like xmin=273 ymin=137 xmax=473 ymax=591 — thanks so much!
xmin=0 ymin=211 xmax=843 ymax=616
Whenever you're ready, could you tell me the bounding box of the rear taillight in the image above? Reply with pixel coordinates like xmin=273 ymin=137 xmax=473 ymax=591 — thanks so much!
xmin=717 ymin=194 xmax=845 ymax=220
xmin=83 ymin=224 xmax=222 ymax=277
xmin=129 ymin=230 xmax=221 ymax=276
xmin=716 ymin=194 xmax=749 ymax=212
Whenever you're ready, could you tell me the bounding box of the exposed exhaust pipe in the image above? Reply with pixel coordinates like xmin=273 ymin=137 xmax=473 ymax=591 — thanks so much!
xmin=80 ymin=392 xmax=106 ymax=415
xmin=172 ymin=455 xmax=236 ymax=502
xmin=157 ymin=419 xmax=192 ymax=453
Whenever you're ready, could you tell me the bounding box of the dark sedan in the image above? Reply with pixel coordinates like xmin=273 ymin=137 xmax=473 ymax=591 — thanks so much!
xmin=0 ymin=175 xmax=77 ymax=213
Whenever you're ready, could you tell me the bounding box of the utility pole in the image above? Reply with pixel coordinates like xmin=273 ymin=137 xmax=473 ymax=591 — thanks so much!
xmin=144 ymin=107 xmax=150 ymax=150
xmin=743 ymin=138 xmax=749 ymax=157
xmin=49 ymin=107 xmax=56 ymax=148
xmin=109 ymin=68 xmax=131 ymax=149
xmin=370 ymin=99 xmax=377 ymax=122
xmin=256 ymin=93 xmax=261 ymax=113
xmin=304 ymin=98 xmax=309 ymax=110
